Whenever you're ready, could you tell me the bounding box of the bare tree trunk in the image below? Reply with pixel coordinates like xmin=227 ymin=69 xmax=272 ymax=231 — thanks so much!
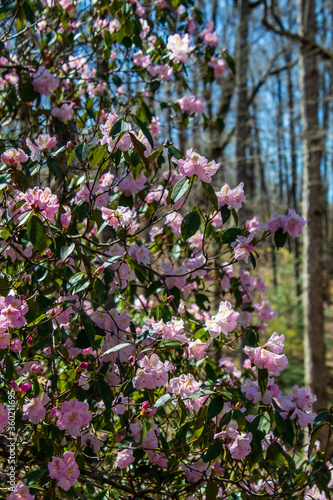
xmin=299 ymin=0 xmax=326 ymax=410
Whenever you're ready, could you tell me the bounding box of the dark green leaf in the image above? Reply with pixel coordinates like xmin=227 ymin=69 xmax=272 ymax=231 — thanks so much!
xmin=94 ymin=277 xmax=107 ymax=303
xmin=181 ymin=211 xmax=201 ymax=240
xmin=203 ymin=442 xmax=223 ymax=463
xmin=131 ymin=114 xmax=154 ymax=148
xmin=5 ymin=353 xmax=13 ymax=381
xmin=97 ymin=378 xmax=114 ymax=409
xmin=201 ymin=181 xmax=218 ymax=211
xmin=220 ymin=205 xmax=230 ymax=224
xmin=110 ymin=120 xmax=129 ymax=137
xmin=206 ymin=480 xmax=219 ymax=500
xmin=27 ymin=216 xmax=46 ymax=248
xmin=47 ymin=156 xmax=61 ymax=178
xmin=208 ymin=396 xmax=224 ymax=420
xmin=222 ymin=228 xmax=242 ymax=245
xmin=60 ymin=243 xmax=75 ymax=262
xmin=214 ymin=117 xmax=225 ymax=134
xmin=246 ymin=329 xmax=257 ymax=347
xmin=92 ymin=145 xmax=107 ymax=168
xmin=20 ymin=82 xmax=38 ymax=103
xmin=75 ymin=143 xmax=90 ymax=162
xmin=78 ymin=310 xmax=96 ymax=347
xmin=170 ymin=177 xmax=190 ymax=204
xmin=155 ymin=394 xmax=171 ymax=407
xmin=274 ymin=228 xmax=287 ymax=250
xmin=168 ymin=145 xmax=182 ymax=160
xmin=36 ymin=294 xmax=53 ymax=312
xmin=0 ymin=171 xmax=12 ymax=190
xmin=250 ymin=253 xmax=256 ymax=269
xmin=25 ymin=469 xmax=47 ymax=484
xmin=258 ymin=368 xmax=268 ymax=397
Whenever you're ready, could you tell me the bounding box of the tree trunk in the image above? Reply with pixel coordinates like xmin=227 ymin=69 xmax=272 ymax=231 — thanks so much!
xmin=299 ymin=0 xmax=326 ymax=410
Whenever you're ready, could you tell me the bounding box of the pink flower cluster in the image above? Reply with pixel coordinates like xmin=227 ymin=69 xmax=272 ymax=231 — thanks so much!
xmin=167 ymin=33 xmax=194 ymax=63
xmin=26 ymin=134 xmax=57 ymax=161
xmin=133 ymin=353 xmax=172 ymax=390
xmin=209 ymin=57 xmax=225 ymax=78
xmin=241 ymin=377 xmax=281 ymax=405
xmin=0 ymin=295 xmax=28 ymax=349
xmin=9 ymin=186 xmax=59 ymax=221
xmin=32 ymin=66 xmax=59 ymax=96
xmin=51 ymin=102 xmax=74 ymax=122
xmin=22 ymin=392 xmax=50 ymax=425
xmin=172 ymin=148 xmax=220 ymax=183
xmin=177 ymin=95 xmax=206 ymax=115
xmin=205 ymin=300 xmax=239 ymax=337
xmin=214 ymin=419 xmax=253 ymax=459
xmin=101 ymin=206 xmax=137 ymax=229
xmin=265 ymin=209 xmax=306 ymax=237
xmin=56 ymin=399 xmax=92 ymax=437
xmin=1 ymin=148 xmax=28 ymax=168
xmin=279 ymin=385 xmax=317 ymax=428
xmin=48 ymin=451 xmax=80 ymax=491
xmin=168 ymin=373 xmax=207 ymax=413
xmin=115 ymin=447 xmax=135 ymax=468
xmin=216 ymin=182 xmax=246 ymax=210
xmin=231 ymin=233 xmax=254 ymax=264
xmin=199 ymin=21 xmax=219 ymax=47
xmin=243 ymin=332 xmax=288 ymax=376
xmin=6 ymin=481 xmax=35 ymax=500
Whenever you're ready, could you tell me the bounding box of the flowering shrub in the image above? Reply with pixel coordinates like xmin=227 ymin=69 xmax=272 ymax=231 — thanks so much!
xmin=0 ymin=1 xmax=332 ymax=499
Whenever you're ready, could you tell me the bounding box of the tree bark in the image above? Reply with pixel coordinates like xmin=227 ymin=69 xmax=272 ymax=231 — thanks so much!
xmin=299 ymin=0 xmax=326 ymax=410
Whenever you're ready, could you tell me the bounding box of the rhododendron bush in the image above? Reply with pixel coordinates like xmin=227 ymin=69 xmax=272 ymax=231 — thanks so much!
xmin=0 ymin=0 xmax=332 ymax=499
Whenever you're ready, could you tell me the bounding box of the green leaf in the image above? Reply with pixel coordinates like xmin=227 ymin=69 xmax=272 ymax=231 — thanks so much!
xmin=274 ymin=228 xmax=287 ymax=250
xmin=245 ymin=329 xmax=258 ymax=347
xmin=155 ymin=394 xmax=171 ymax=407
xmin=25 ymin=469 xmax=47 ymax=484
xmin=0 ymin=171 xmax=12 ymax=190
xmin=222 ymin=228 xmax=242 ymax=245
xmin=27 ymin=216 xmax=46 ymax=248
xmin=57 ymin=368 xmax=75 ymax=392
xmin=206 ymin=480 xmax=219 ymax=500
xmin=110 ymin=120 xmax=129 ymax=137
xmin=131 ymin=114 xmax=154 ymax=148
xmin=220 ymin=205 xmax=230 ymax=224
xmin=102 ymin=343 xmax=131 ymax=356
xmin=97 ymin=378 xmax=114 ymax=409
xmin=203 ymin=442 xmax=223 ymax=463
xmin=258 ymin=368 xmax=268 ymax=397
xmin=168 ymin=145 xmax=182 ymax=160
xmin=47 ymin=156 xmax=61 ymax=178
xmin=60 ymin=243 xmax=75 ymax=261
xmin=94 ymin=277 xmax=107 ymax=303
xmin=20 ymin=81 xmax=38 ymax=103
xmin=92 ymin=145 xmax=107 ymax=168
xmin=250 ymin=253 xmax=256 ymax=269
xmin=170 ymin=178 xmax=190 ymax=204
xmin=181 ymin=211 xmax=201 ymax=240
xmin=201 ymin=181 xmax=218 ymax=211
xmin=214 ymin=117 xmax=225 ymax=134
xmin=5 ymin=353 xmax=13 ymax=381
xmin=208 ymin=396 xmax=224 ymax=420
xmin=36 ymin=294 xmax=53 ymax=312
xmin=78 ymin=310 xmax=96 ymax=347
xmin=225 ymin=53 xmax=236 ymax=75
xmin=75 ymin=143 xmax=90 ymax=162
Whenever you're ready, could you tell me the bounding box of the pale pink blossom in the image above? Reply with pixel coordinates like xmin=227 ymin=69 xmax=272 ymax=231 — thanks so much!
xmin=216 ymin=182 xmax=246 ymax=210
xmin=177 ymin=95 xmax=206 ymax=115
xmin=228 ymin=431 xmax=252 ymax=459
xmin=48 ymin=452 xmax=80 ymax=491
xmin=132 ymin=50 xmax=151 ymax=68
xmin=149 ymin=116 xmax=161 ymax=137
xmin=1 ymin=148 xmax=28 ymax=167
xmin=283 ymin=209 xmax=306 ymax=237
xmin=60 ymin=206 xmax=72 ymax=228
xmin=22 ymin=392 xmax=50 ymax=424
xmin=181 ymin=458 xmax=211 ymax=483
xmin=115 ymin=447 xmax=135 ymax=468
xmin=101 ymin=206 xmax=136 ymax=229
xmin=56 ymin=399 xmax=92 ymax=437
xmin=205 ymin=301 xmax=239 ymax=337
xmin=51 ymin=102 xmax=74 ymax=122
xmin=167 ymin=34 xmax=194 ymax=63
xmin=0 ymin=295 xmax=28 ymax=328
xmin=26 ymin=134 xmax=57 ymax=161
xmin=81 ymin=432 xmax=104 ymax=453
xmin=10 ymin=338 xmax=22 ymax=352
xmin=172 ymin=148 xmax=220 ymax=183
xmin=32 ymin=66 xmax=59 ymax=96
xmin=9 ymin=187 xmax=59 ymax=221
xmin=133 ymin=354 xmax=172 ymax=389
xmin=209 ymin=57 xmax=225 ymax=78
xmin=6 ymin=481 xmax=35 ymax=500
xmin=231 ymin=234 xmax=254 ymax=264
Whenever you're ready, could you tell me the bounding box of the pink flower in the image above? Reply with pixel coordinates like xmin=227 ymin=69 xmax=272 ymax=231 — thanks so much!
xmin=115 ymin=448 xmax=135 ymax=468
xmin=9 ymin=187 xmax=59 ymax=221
xmin=228 ymin=432 xmax=252 ymax=459
xmin=0 ymin=403 xmax=9 ymax=432
xmin=56 ymin=399 xmax=92 ymax=437
xmin=177 ymin=95 xmax=206 ymax=115
xmin=51 ymin=102 xmax=74 ymax=122
xmin=60 ymin=206 xmax=72 ymax=228
xmin=172 ymin=148 xmax=220 ymax=183
xmin=216 ymin=182 xmax=246 ymax=210
xmin=48 ymin=451 xmax=80 ymax=491
xmin=209 ymin=58 xmax=225 ymax=78
xmin=243 ymin=333 xmax=289 ymax=377
xmin=149 ymin=116 xmax=161 ymax=137
xmin=32 ymin=66 xmax=59 ymax=96
xmin=205 ymin=301 xmax=239 ymax=337
xmin=167 ymin=34 xmax=194 ymax=63
xmin=0 ymin=331 xmax=11 ymax=349
xmin=0 ymin=295 xmax=28 ymax=328
xmin=231 ymin=234 xmax=254 ymax=264
xmin=10 ymin=338 xmax=22 ymax=352
xmin=81 ymin=432 xmax=104 ymax=453
xmin=6 ymin=481 xmax=35 ymax=500
xmin=22 ymin=392 xmax=50 ymax=424
xmin=132 ymin=50 xmax=151 ymax=68
xmin=199 ymin=21 xmax=219 ymax=47
xmin=186 ymin=338 xmax=211 ymax=360
xmin=1 ymin=148 xmax=28 ymax=167
xmin=26 ymin=134 xmax=57 ymax=161
xmin=283 ymin=209 xmax=306 ymax=237
xmin=101 ymin=206 xmax=137 ymax=229
xmin=181 ymin=458 xmax=211 ymax=483
xmin=133 ymin=353 xmax=172 ymax=390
